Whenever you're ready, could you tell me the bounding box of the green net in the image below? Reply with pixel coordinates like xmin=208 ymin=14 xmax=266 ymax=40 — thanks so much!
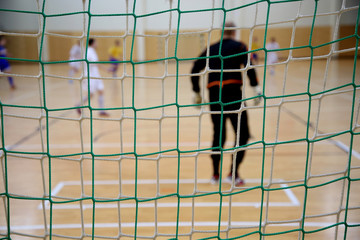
xmin=0 ymin=0 xmax=360 ymax=239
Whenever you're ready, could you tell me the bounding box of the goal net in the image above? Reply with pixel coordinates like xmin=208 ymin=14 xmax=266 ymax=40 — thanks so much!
xmin=0 ymin=0 xmax=359 ymax=239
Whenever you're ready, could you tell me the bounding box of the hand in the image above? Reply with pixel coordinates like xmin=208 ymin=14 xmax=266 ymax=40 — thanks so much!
xmin=193 ymin=92 xmax=202 ymax=107
xmin=252 ymin=85 xmax=262 ymax=106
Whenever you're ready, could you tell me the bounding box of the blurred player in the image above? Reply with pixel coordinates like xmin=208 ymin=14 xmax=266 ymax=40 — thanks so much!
xmin=108 ymin=39 xmax=122 ymax=78
xmin=190 ymin=22 xmax=262 ymax=187
xmin=68 ymin=40 xmax=82 ymax=83
xmin=266 ymin=37 xmax=280 ymax=75
xmin=77 ymin=38 xmax=109 ymax=117
xmin=0 ymin=36 xmax=15 ymax=90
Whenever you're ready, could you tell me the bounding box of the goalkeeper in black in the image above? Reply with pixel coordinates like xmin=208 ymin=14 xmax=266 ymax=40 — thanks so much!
xmin=190 ymin=22 xmax=262 ymax=186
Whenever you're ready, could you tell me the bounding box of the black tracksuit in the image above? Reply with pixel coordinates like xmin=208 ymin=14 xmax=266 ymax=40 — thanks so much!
xmin=191 ymin=38 xmax=259 ymax=178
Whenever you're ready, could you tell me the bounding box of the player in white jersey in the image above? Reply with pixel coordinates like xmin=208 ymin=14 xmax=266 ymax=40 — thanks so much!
xmin=266 ymin=37 xmax=280 ymax=75
xmin=76 ymin=38 xmax=109 ymax=117
xmin=68 ymin=40 xmax=82 ymax=82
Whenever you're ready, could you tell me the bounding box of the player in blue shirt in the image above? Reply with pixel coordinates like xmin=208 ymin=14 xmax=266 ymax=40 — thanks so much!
xmin=0 ymin=36 xmax=15 ymax=90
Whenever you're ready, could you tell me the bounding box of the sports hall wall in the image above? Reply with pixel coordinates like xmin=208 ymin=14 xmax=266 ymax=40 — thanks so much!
xmin=0 ymin=0 xmax=358 ymax=62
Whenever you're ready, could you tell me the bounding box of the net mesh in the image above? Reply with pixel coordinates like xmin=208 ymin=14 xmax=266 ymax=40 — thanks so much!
xmin=0 ymin=0 xmax=360 ymax=239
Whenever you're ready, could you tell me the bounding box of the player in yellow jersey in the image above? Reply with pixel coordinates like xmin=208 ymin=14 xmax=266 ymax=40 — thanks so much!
xmin=108 ymin=40 xmax=122 ymax=77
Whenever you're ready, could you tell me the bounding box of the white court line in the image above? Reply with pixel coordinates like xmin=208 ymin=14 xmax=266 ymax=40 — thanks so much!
xmin=280 ymin=184 xmax=301 ymax=206
xmin=38 ymin=179 xmax=300 ymax=210
xmin=50 ymin=182 xmax=64 ymax=196
xmin=2 ymin=221 xmax=359 ymax=231
xmin=330 ymin=139 xmax=360 ymax=160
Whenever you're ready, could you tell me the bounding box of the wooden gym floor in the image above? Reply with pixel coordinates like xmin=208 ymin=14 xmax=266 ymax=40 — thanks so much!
xmin=0 ymin=58 xmax=359 ymax=239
